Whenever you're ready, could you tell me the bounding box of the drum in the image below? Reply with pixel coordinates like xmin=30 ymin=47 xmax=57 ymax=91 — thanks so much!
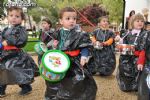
xmin=39 ymin=50 xmax=70 ymax=82
xmin=34 ymin=42 xmax=48 ymax=55
xmin=115 ymin=44 xmax=135 ymax=55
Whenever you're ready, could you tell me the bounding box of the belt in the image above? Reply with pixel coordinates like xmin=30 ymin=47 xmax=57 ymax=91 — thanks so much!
xmin=3 ymin=46 xmax=20 ymax=50
xmin=65 ymin=50 xmax=80 ymax=57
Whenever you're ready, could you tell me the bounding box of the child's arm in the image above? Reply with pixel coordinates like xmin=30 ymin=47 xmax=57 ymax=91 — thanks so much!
xmin=103 ymin=31 xmax=115 ymax=46
xmin=2 ymin=40 xmax=8 ymax=46
xmin=103 ymin=37 xmax=114 ymax=46
xmin=80 ymin=48 xmax=89 ymax=67
xmin=5 ymin=26 xmax=27 ymax=48
xmin=137 ymin=50 xmax=145 ymax=71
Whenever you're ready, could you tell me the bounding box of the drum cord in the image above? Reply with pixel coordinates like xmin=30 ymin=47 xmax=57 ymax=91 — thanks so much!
xmin=122 ymin=31 xmax=130 ymax=40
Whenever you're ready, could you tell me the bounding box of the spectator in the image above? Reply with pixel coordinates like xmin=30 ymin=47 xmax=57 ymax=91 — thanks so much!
xmin=125 ymin=10 xmax=135 ymax=30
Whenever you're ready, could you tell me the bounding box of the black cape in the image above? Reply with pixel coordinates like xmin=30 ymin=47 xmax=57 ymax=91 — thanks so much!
xmin=0 ymin=25 xmax=37 ymax=85
xmin=116 ymin=29 xmax=148 ymax=91
xmin=45 ymin=28 xmax=97 ymax=100
xmin=88 ymin=29 xmax=116 ymax=76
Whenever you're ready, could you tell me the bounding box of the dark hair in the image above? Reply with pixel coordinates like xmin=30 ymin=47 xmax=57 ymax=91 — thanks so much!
xmin=59 ymin=7 xmax=76 ymax=19
xmin=7 ymin=6 xmax=25 ymax=20
xmin=129 ymin=10 xmax=135 ymax=17
xmin=42 ymin=18 xmax=52 ymax=27
xmin=98 ymin=16 xmax=109 ymax=22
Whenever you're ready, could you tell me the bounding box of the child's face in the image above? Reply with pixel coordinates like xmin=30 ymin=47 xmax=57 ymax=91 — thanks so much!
xmin=59 ymin=12 xmax=77 ymax=29
xmin=7 ymin=10 xmax=22 ymax=26
xmin=99 ymin=18 xmax=109 ymax=29
xmin=41 ymin=21 xmax=50 ymax=31
xmin=133 ymin=19 xmax=144 ymax=30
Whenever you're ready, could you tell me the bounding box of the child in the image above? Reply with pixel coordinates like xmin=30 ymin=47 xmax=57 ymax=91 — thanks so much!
xmin=138 ymin=23 xmax=150 ymax=100
xmin=88 ymin=16 xmax=116 ymax=76
xmin=39 ymin=18 xmax=55 ymax=47
xmin=0 ymin=6 xmax=37 ymax=97
xmin=44 ymin=7 xmax=97 ymax=100
xmin=125 ymin=10 xmax=135 ymax=30
xmin=116 ymin=13 xmax=147 ymax=92
xmin=38 ymin=18 xmax=55 ymax=64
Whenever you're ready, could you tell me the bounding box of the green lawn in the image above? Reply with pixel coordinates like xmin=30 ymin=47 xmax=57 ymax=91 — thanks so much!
xmin=23 ymin=37 xmax=39 ymax=52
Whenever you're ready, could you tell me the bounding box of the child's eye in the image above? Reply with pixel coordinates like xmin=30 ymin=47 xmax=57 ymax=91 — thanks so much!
xmin=73 ymin=17 xmax=76 ymax=20
xmin=66 ymin=17 xmax=70 ymax=20
xmin=16 ymin=16 xmax=20 ymax=18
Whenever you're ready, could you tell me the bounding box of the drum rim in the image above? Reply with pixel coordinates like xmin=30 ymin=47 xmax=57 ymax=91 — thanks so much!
xmin=42 ymin=50 xmax=70 ymax=74
xmin=39 ymin=42 xmax=48 ymax=52
xmin=34 ymin=42 xmax=48 ymax=54
xmin=34 ymin=42 xmax=42 ymax=53
xmin=39 ymin=64 xmax=66 ymax=82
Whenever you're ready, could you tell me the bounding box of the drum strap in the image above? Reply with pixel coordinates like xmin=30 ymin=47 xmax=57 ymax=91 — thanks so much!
xmin=133 ymin=32 xmax=140 ymax=45
xmin=65 ymin=50 xmax=80 ymax=57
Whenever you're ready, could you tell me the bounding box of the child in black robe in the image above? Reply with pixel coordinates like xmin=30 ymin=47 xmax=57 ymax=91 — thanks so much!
xmin=88 ymin=16 xmax=116 ymax=76
xmin=44 ymin=7 xmax=97 ymax=100
xmin=0 ymin=6 xmax=37 ymax=97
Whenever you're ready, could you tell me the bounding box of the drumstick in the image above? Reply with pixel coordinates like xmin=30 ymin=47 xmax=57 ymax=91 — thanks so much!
xmin=135 ymin=71 xmax=141 ymax=82
xmin=122 ymin=31 xmax=129 ymax=40
xmin=45 ymin=32 xmax=55 ymax=40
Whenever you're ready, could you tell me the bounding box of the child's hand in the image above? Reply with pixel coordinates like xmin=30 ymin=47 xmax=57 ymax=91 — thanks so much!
xmin=53 ymin=40 xmax=58 ymax=48
xmin=94 ymin=41 xmax=100 ymax=46
xmin=137 ymin=64 xmax=144 ymax=71
xmin=102 ymin=42 xmax=107 ymax=46
xmin=115 ymin=35 xmax=121 ymax=42
xmin=80 ymin=56 xmax=87 ymax=67
xmin=2 ymin=40 xmax=8 ymax=46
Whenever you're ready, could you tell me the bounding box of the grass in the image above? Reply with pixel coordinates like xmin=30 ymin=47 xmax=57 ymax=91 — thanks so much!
xmin=23 ymin=37 xmax=39 ymax=52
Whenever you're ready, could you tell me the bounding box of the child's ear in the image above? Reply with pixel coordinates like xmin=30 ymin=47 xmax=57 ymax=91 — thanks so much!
xmin=59 ymin=19 xmax=62 ymax=25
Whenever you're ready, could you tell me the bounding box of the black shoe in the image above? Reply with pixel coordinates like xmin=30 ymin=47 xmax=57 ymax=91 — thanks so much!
xmin=44 ymin=97 xmax=50 ymax=100
xmin=0 ymin=85 xmax=6 ymax=98
xmin=91 ymin=71 xmax=96 ymax=75
xmin=19 ymin=86 xmax=32 ymax=96
xmin=0 ymin=92 xmax=6 ymax=98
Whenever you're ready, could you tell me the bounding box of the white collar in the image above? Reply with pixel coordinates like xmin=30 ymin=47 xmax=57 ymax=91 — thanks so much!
xmin=62 ymin=27 xmax=70 ymax=31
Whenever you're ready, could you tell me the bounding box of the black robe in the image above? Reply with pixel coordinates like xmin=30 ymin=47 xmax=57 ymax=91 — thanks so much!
xmin=45 ymin=28 xmax=97 ymax=100
xmin=138 ymin=30 xmax=150 ymax=100
xmin=0 ymin=25 xmax=37 ymax=85
xmin=116 ymin=29 xmax=148 ymax=91
xmin=88 ymin=28 xmax=116 ymax=76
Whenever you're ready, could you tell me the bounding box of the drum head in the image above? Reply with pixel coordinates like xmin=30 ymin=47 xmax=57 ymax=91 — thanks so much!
xmin=42 ymin=50 xmax=70 ymax=74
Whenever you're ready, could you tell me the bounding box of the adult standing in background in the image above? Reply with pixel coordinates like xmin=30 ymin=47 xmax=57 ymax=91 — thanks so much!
xmin=125 ymin=10 xmax=135 ymax=30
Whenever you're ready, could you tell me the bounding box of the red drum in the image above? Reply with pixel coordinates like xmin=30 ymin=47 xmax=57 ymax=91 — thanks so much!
xmin=115 ymin=44 xmax=135 ymax=55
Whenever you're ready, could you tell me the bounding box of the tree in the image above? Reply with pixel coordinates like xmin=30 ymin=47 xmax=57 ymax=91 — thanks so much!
xmin=77 ymin=3 xmax=109 ymax=26
xmin=0 ymin=0 xmax=5 ymax=18
xmin=28 ymin=0 xmax=123 ymax=26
